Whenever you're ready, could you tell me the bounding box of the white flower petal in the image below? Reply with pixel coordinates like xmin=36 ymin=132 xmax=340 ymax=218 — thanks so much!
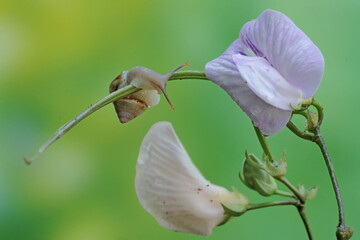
xmin=135 ymin=122 xmax=233 ymax=236
xmin=232 ymin=54 xmax=302 ymax=110
xmin=239 ymin=9 xmax=324 ymax=99
xmin=205 ymin=40 xmax=292 ymax=135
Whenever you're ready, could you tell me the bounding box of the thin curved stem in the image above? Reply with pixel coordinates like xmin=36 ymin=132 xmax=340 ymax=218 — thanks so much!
xmin=248 ymin=200 xmax=313 ymax=240
xmin=286 ymin=121 xmax=315 ymax=142
xmin=247 ymin=200 xmax=298 ymax=211
xmin=275 ymin=189 xmax=296 ymax=198
xmin=253 ymin=124 xmax=274 ymax=161
xmin=311 ymin=99 xmax=324 ymax=125
xmin=292 ymin=110 xmax=308 ymax=119
xmin=297 ymin=204 xmax=314 ymax=240
xmin=276 ymin=176 xmax=306 ymax=204
xmin=169 ymin=70 xmax=208 ymax=80
xmin=314 ymin=127 xmax=345 ymax=230
xmin=289 ymin=99 xmax=348 ymax=234
xmin=25 ymin=71 xmax=209 ymax=164
xmin=24 ymin=85 xmax=140 ymax=165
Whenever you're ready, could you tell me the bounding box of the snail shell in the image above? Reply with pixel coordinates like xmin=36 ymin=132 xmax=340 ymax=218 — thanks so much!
xmin=109 ymin=72 xmax=160 ymax=123
xmin=114 ymin=97 xmax=147 ymax=123
xmin=109 ymin=63 xmax=188 ymax=123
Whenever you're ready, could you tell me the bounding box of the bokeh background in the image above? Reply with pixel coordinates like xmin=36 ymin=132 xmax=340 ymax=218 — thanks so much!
xmin=1 ymin=0 xmax=359 ymax=239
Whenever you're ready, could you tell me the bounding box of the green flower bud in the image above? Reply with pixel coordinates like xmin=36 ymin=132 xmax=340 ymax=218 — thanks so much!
xmin=240 ymin=152 xmax=278 ymax=196
xmin=306 ymin=110 xmax=319 ymax=130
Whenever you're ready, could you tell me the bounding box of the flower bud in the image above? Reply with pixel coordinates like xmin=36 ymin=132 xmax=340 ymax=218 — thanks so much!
xmin=240 ymin=152 xmax=278 ymax=196
xmin=306 ymin=110 xmax=319 ymax=130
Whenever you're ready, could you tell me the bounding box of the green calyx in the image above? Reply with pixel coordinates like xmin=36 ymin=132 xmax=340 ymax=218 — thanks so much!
xmin=240 ymin=152 xmax=278 ymax=196
xmin=263 ymin=151 xmax=287 ymax=177
xmin=298 ymin=184 xmax=319 ymax=201
xmin=221 ymin=187 xmax=250 ymax=217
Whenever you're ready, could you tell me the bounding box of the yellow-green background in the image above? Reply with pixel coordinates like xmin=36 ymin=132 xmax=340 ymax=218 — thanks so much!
xmin=0 ymin=0 xmax=359 ymax=239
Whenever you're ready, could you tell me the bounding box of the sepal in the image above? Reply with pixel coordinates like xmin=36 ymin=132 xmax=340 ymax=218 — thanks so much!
xmin=298 ymin=184 xmax=319 ymax=200
xmin=240 ymin=152 xmax=278 ymax=196
xmin=263 ymin=151 xmax=287 ymax=177
xmin=221 ymin=187 xmax=250 ymax=217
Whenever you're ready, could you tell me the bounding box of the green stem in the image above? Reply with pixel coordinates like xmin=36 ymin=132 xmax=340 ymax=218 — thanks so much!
xmin=24 ymin=85 xmax=141 ymax=164
xmin=297 ymin=204 xmax=314 ymax=240
xmin=276 ymin=176 xmax=306 ymax=204
xmin=25 ymin=71 xmax=209 ymax=164
xmin=313 ymin=127 xmax=345 ymax=230
xmin=247 ymin=200 xmax=298 ymax=210
xmin=275 ymin=189 xmax=296 ymax=198
xmin=248 ymin=200 xmax=313 ymax=240
xmin=253 ymin=124 xmax=274 ymax=161
xmin=289 ymin=99 xmax=349 ymax=235
xmin=311 ymin=99 xmax=324 ymax=125
xmin=286 ymin=121 xmax=315 ymax=142
xmin=292 ymin=110 xmax=308 ymax=119
xmin=169 ymin=70 xmax=208 ymax=81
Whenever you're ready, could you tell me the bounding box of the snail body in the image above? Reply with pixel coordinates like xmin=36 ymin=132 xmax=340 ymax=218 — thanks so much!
xmin=109 ymin=63 xmax=188 ymax=123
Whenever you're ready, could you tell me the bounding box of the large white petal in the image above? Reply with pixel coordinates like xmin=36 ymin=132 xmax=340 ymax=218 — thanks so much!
xmin=205 ymin=40 xmax=292 ymax=135
xmin=135 ymin=122 xmax=232 ymax=236
xmin=240 ymin=9 xmax=324 ymax=99
xmin=232 ymin=54 xmax=302 ymax=110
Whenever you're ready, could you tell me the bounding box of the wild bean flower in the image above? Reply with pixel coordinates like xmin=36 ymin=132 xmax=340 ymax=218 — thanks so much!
xmin=205 ymin=9 xmax=324 ymax=135
xmin=135 ymin=122 xmax=249 ymax=236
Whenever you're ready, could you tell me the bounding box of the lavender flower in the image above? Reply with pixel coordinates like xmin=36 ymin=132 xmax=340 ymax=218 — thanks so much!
xmin=205 ymin=9 xmax=324 ymax=135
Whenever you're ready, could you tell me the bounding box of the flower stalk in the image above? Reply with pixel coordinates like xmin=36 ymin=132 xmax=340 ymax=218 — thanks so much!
xmin=313 ymin=127 xmax=345 ymax=230
xmin=24 ymin=85 xmax=140 ymax=164
xmin=24 ymin=71 xmax=209 ymax=164
xmin=287 ymin=99 xmax=351 ymax=238
xmin=252 ymin=122 xmax=312 ymax=239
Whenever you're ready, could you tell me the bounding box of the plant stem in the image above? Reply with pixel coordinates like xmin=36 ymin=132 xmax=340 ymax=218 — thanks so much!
xmin=247 ymin=200 xmax=298 ymax=210
xmin=286 ymin=121 xmax=315 ymax=142
xmin=313 ymin=127 xmax=345 ymax=230
xmin=297 ymin=204 xmax=314 ymax=240
xmin=253 ymin=124 xmax=274 ymax=161
xmin=288 ymin=99 xmax=348 ymax=234
xmin=248 ymin=200 xmax=313 ymax=240
xmin=275 ymin=189 xmax=296 ymax=198
xmin=24 ymin=85 xmax=141 ymax=165
xmin=276 ymin=176 xmax=306 ymax=204
xmin=252 ymin=123 xmax=306 ymax=203
xmin=169 ymin=70 xmax=208 ymax=81
xmin=25 ymin=71 xmax=209 ymax=164
xmin=311 ymin=99 xmax=324 ymax=124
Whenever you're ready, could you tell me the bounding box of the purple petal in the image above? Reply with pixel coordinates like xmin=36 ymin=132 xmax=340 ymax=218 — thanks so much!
xmin=205 ymin=40 xmax=292 ymax=135
xmin=232 ymin=54 xmax=302 ymax=110
xmin=240 ymin=9 xmax=324 ymax=99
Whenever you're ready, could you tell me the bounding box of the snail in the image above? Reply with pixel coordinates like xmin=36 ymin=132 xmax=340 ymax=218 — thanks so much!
xmin=109 ymin=63 xmax=188 ymax=123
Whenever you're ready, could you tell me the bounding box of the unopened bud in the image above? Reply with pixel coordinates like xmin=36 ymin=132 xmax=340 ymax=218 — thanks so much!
xmin=306 ymin=110 xmax=319 ymax=130
xmin=240 ymin=152 xmax=277 ymax=196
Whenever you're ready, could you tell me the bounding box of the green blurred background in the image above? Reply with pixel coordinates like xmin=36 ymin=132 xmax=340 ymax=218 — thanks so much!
xmin=0 ymin=0 xmax=359 ymax=239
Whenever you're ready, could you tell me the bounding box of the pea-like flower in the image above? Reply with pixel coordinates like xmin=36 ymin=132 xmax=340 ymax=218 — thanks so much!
xmin=205 ymin=9 xmax=324 ymax=135
xmin=135 ymin=122 xmax=249 ymax=236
